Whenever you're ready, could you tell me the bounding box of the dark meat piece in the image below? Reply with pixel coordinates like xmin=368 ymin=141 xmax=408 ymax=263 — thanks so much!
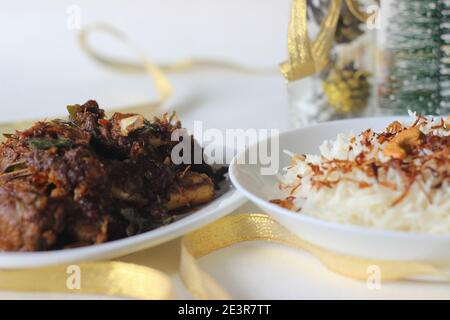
xmin=0 ymin=101 xmax=225 ymax=251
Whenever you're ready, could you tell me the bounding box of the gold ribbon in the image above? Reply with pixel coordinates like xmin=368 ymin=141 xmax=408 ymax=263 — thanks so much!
xmin=280 ymin=0 xmax=379 ymax=81
xmin=80 ymin=24 xmax=276 ymax=76
xmin=182 ymin=214 xmax=448 ymax=286
xmin=0 ymin=214 xmax=448 ymax=300
xmin=0 ymin=24 xmax=276 ymax=139
xmin=0 ymin=262 xmax=173 ymax=299
xmin=79 ymin=24 xmax=173 ymax=108
xmin=280 ymin=0 xmax=341 ymax=81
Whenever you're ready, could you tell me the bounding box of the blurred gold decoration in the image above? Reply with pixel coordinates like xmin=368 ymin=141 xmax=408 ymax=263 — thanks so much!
xmin=335 ymin=1 xmax=364 ymax=43
xmin=78 ymin=24 xmax=277 ymax=107
xmin=322 ymin=63 xmax=371 ymax=114
xmin=308 ymin=0 xmax=364 ymax=44
xmin=280 ymin=0 xmax=341 ymax=81
xmin=281 ymin=0 xmax=378 ymax=81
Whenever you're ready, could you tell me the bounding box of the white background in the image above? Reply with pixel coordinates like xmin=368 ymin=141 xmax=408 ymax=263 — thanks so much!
xmin=0 ymin=0 xmax=290 ymax=130
xmin=0 ymin=1 xmax=448 ymax=299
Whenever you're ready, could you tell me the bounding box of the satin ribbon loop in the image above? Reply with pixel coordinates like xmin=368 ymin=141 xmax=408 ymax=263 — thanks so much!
xmin=180 ymin=214 xmax=449 ymax=300
xmin=78 ymin=24 xmax=277 ymax=104
xmin=280 ymin=0 xmax=380 ymax=81
xmin=79 ymin=23 xmax=173 ymax=105
xmin=280 ymin=0 xmax=342 ymax=81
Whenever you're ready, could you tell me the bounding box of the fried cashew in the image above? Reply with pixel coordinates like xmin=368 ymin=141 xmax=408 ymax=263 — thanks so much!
xmin=383 ymin=126 xmax=424 ymax=160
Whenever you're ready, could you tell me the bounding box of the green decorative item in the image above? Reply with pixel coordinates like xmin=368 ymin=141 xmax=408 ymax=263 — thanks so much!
xmin=383 ymin=0 xmax=450 ymax=115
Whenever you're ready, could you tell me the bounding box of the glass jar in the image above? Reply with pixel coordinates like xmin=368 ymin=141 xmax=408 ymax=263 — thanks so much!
xmin=288 ymin=0 xmax=378 ymax=128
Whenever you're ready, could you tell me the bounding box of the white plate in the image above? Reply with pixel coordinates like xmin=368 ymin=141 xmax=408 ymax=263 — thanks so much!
xmin=0 ymin=181 xmax=246 ymax=269
xmin=230 ymin=117 xmax=450 ymax=268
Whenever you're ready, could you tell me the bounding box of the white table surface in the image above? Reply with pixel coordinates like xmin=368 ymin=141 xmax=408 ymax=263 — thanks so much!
xmin=0 ymin=0 xmax=448 ymax=299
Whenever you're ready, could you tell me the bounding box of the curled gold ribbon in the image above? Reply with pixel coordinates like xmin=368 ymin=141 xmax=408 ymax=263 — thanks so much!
xmin=0 ymin=24 xmax=276 ymax=139
xmin=79 ymin=24 xmax=173 ymax=106
xmin=0 ymin=214 xmax=448 ymax=300
xmin=182 ymin=214 xmax=449 ymax=294
xmin=280 ymin=0 xmax=380 ymax=81
xmin=78 ymin=23 xmax=276 ymax=111
xmin=280 ymin=0 xmax=341 ymax=81
xmin=79 ymin=24 xmax=276 ymax=76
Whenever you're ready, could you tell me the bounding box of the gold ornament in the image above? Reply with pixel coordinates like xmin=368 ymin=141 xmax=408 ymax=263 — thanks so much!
xmin=322 ymin=63 xmax=371 ymax=114
xmin=308 ymin=0 xmax=364 ymax=44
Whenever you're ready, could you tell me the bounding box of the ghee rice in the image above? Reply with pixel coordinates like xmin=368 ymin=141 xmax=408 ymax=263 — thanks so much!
xmin=275 ymin=113 xmax=450 ymax=234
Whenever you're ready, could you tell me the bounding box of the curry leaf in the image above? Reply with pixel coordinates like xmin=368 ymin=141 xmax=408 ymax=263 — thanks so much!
xmin=4 ymin=161 xmax=27 ymax=173
xmin=28 ymin=138 xmax=73 ymax=150
xmin=67 ymin=105 xmax=79 ymax=120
